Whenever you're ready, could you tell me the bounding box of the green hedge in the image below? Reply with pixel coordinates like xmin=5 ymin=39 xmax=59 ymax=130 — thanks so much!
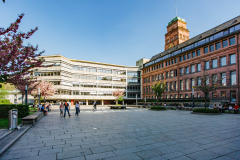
xmin=193 ymin=108 xmax=220 ymax=113
xmin=0 ymin=104 xmax=29 ymax=119
xmin=0 ymin=99 xmax=11 ymax=104
xmin=150 ymin=106 xmax=166 ymax=110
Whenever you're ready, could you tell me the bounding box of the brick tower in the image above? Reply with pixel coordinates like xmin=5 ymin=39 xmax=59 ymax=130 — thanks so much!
xmin=164 ymin=17 xmax=189 ymax=51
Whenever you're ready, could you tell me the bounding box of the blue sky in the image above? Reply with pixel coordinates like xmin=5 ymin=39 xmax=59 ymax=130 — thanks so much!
xmin=1 ymin=0 xmax=240 ymax=66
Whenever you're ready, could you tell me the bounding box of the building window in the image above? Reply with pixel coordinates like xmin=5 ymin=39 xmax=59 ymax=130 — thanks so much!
xmin=230 ymin=91 xmax=236 ymax=102
xmin=230 ymin=37 xmax=235 ymax=45
xmin=170 ymin=71 xmax=174 ymax=77
xmin=170 ymin=82 xmax=173 ymax=90
xmin=197 ymin=63 xmax=201 ymax=71
xmin=159 ymin=64 xmax=161 ymax=68
xmin=191 ymin=65 xmax=195 ymax=73
xmin=221 ymin=57 xmax=226 ymax=66
xmin=205 ymin=61 xmax=209 ymax=70
xmin=192 ymin=51 xmax=195 ymax=58
xmin=185 ymin=79 xmax=189 ymax=90
xmin=212 ymin=92 xmax=217 ymax=99
xmin=155 ymin=75 xmax=158 ymax=81
xmin=197 ymin=49 xmax=200 ymax=56
xmin=152 ymin=76 xmax=154 ymax=82
xmin=188 ymin=53 xmax=191 ymax=59
xmin=172 ymin=59 xmax=174 ymax=65
xmin=162 ymin=63 xmax=164 ymax=67
xmin=191 ymin=78 xmax=195 ymax=88
xmin=180 ymin=80 xmax=183 ymax=90
xmin=166 ymin=83 xmax=169 ymax=92
xmin=175 ymin=94 xmax=177 ymax=98
xmin=197 ymin=77 xmax=201 ymax=86
xmin=171 ymin=38 xmax=173 ymax=41
xmin=231 ymin=71 xmax=236 ymax=85
xmin=175 ymin=58 xmax=177 ymax=63
xmin=221 ymin=91 xmax=226 ymax=98
xmin=222 ymin=39 xmax=228 ymax=48
xmin=180 ymin=56 xmax=182 ymax=62
xmin=175 ymin=35 xmax=178 ymax=39
xmin=186 ymin=67 xmax=189 ymax=74
xmin=180 ymin=68 xmax=183 ymax=75
xmin=174 ymin=70 xmax=177 ymax=77
xmin=212 ymin=59 xmax=217 ymax=68
xmin=197 ymin=93 xmax=201 ymax=98
xmin=162 ymin=73 xmax=164 ymax=79
xmin=175 ymin=81 xmax=178 ymax=91
xmin=204 ymin=47 xmax=208 ymax=54
xmin=230 ymin=54 xmax=236 ymax=64
xmin=166 ymin=72 xmax=169 ymax=78
xmin=180 ymin=94 xmax=183 ymax=98
xmin=210 ymin=45 xmax=214 ymax=52
xmin=183 ymin=55 xmax=186 ymax=60
xmin=215 ymin=42 xmax=221 ymax=50
xmin=158 ymin=74 xmax=161 ymax=80
xmin=221 ymin=73 xmax=226 ymax=86
xmin=185 ymin=94 xmax=188 ymax=98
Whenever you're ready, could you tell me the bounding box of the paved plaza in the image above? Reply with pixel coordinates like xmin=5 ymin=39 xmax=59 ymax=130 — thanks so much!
xmin=1 ymin=107 xmax=240 ymax=160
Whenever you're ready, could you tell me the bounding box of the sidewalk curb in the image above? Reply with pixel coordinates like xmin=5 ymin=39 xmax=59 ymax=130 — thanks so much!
xmin=0 ymin=130 xmax=13 ymax=141
xmin=0 ymin=125 xmax=32 ymax=156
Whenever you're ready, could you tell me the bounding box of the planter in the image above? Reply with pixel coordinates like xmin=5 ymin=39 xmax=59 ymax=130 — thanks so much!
xmin=190 ymin=112 xmax=222 ymax=115
xmin=148 ymin=109 xmax=167 ymax=111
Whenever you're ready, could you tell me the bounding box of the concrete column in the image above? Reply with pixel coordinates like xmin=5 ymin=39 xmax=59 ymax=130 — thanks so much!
xmin=101 ymin=100 xmax=104 ymax=105
xmin=86 ymin=100 xmax=88 ymax=105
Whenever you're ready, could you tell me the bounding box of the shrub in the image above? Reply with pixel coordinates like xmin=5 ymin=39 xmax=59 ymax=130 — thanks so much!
xmin=150 ymin=106 xmax=166 ymax=110
xmin=193 ymin=108 xmax=220 ymax=113
xmin=0 ymin=99 xmax=11 ymax=104
xmin=0 ymin=104 xmax=29 ymax=119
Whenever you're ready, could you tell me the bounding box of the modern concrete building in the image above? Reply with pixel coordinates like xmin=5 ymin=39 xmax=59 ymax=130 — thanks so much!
xmin=142 ymin=16 xmax=240 ymax=104
xmin=33 ymin=55 xmax=142 ymax=105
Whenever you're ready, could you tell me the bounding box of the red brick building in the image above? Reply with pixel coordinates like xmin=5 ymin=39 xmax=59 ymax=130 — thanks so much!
xmin=142 ymin=16 xmax=240 ymax=104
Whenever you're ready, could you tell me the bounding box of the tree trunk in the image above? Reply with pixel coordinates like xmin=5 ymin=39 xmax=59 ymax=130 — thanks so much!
xmin=204 ymin=96 xmax=207 ymax=109
xmin=22 ymin=94 xmax=24 ymax=104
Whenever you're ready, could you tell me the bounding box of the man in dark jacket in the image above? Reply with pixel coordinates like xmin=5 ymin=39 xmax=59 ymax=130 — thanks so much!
xmin=64 ymin=101 xmax=71 ymax=118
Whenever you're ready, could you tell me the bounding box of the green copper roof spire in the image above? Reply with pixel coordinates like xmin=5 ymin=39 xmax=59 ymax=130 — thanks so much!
xmin=168 ymin=16 xmax=186 ymax=26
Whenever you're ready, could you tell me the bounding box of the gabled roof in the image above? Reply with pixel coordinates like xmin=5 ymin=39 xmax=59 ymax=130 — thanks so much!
xmin=150 ymin=15 xmax=240 ymax=62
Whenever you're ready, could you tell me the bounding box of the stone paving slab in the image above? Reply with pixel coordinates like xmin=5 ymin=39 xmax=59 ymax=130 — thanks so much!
xmin=0 ymin=108 xmax=240 ymax=160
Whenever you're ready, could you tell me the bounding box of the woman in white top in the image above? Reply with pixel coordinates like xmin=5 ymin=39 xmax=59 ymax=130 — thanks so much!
xmin=228 ymin=105 xmax=233 ymax=112
xmin=75 ymin=101 xmax=80 ymax=116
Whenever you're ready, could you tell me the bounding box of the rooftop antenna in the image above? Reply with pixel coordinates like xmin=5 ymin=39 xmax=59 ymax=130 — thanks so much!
xmin=175 ymin=1 xmax=177 ymax=17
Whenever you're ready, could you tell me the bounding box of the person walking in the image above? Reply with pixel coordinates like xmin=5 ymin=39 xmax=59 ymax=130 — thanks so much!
xmin=75 ymin=101 xmax=80 ymax=116
xmin=93 ymin=101 xmax=97 ymax=110
xmin=59 ymin=101 xmax=64 ymax=117
xmin=64 ymin=101 xmax=71 ymax=118
xmin=233 ymin=103 xmax=239 ymax=114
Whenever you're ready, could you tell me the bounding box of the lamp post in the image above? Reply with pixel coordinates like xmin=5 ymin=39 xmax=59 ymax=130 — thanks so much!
xmin=136 ymin=94 xmax=138 ymax=105
xmin=25 ymin=85 xmax=28 ymax=105
xmin=38 ymin=87 xmax=40 ymax=107
xmin=192 ymin=86 xmax=195 ymax=109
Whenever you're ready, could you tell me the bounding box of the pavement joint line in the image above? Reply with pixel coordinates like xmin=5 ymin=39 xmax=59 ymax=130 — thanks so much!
xmin=0 ymin=125 xmax=32 ymax=157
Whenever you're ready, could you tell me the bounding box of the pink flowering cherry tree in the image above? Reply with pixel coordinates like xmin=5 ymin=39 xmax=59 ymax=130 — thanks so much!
xmin=30 ymin=81 xmax=56 ymax=107
xmin=0 ymin=13 xmax=46 ymax=86
xmin=112 ymin=90 xmax=124 ymax=105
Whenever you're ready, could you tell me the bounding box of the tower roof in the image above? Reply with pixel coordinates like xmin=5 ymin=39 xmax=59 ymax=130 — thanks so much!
xmin=168 ymin=16 xmax=185 ymax=25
